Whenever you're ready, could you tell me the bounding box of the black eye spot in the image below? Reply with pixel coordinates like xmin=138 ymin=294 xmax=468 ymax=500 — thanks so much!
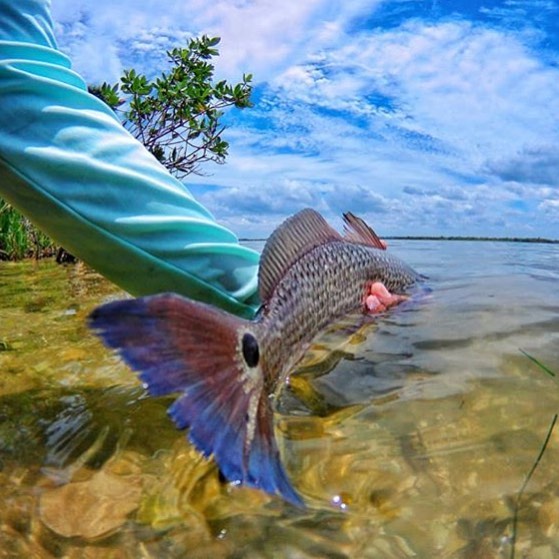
xmin=242 ymin=333 xmax=260 ymax=368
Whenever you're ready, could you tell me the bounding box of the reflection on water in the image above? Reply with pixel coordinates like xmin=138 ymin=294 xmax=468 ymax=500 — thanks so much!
xmin=0 ymin=242 xmax=558 ymax=558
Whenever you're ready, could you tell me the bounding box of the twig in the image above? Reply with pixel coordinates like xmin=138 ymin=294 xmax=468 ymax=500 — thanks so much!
xmin=510 ymin=413 xmax=557 ymax=559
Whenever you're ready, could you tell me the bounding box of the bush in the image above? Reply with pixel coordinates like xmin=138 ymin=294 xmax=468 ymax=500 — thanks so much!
xmin=0 ymin=200 xmax=55 ymax=260
xmin=92 ymin=35 xmax=253 ymax=178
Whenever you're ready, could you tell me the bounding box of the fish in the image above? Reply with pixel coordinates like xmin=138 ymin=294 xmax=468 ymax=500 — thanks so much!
xmin=88 ymin=208 xmax=421 ymax=507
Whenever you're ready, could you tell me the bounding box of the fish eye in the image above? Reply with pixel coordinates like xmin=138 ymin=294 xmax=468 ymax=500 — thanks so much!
xmin=242 ymin=333 xmax=260 ymax=368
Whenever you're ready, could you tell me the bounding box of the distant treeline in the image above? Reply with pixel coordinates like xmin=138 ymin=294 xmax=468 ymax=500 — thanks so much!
xmin=240 ymin=236 xmax=559 ymax=244
xmin=385 ymin=236 xmax=559 ymax=244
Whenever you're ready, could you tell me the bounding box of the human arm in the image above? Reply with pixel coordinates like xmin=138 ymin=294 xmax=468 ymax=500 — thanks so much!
xmin=0 ymin=0 xmax=260 ymax=318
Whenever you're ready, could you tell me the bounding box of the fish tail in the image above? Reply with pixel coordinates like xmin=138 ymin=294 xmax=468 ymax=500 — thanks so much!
xmin=88 ymin=293 xmax=303 ymax=507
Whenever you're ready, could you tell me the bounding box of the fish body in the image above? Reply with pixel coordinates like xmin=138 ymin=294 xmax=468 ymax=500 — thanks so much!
xmin=89 ymin=209 xmax=420 ymax=506
xmin=256 ymin=242 xmax=418 ymax=396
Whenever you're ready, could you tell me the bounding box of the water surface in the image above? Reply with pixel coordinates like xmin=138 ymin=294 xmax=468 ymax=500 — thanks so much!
xmin=0 ymin=242 xmax=558 ymax=558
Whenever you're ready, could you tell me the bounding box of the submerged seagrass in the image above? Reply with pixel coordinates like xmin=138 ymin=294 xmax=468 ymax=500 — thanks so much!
xmin=89 ymin=208 xmax=420 ymax=505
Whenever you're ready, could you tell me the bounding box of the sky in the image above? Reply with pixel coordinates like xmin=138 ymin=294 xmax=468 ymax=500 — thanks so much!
xmin=51 ymin=0 xmax=559 ymax=239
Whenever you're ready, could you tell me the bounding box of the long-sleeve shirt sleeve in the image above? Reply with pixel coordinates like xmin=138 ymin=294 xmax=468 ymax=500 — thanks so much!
xmin=0 ymin=0 xmax=260 ymax=318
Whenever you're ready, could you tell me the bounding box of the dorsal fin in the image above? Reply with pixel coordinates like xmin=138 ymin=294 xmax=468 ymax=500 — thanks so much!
xmin=258 ymin=209 xmax=342 ymax=303
xmin=343 ymin=212 xmax=386 ymax=250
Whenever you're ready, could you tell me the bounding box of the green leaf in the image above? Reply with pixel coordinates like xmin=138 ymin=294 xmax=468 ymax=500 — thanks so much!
xmin=88 ymin=34 xmax=253 ymax=179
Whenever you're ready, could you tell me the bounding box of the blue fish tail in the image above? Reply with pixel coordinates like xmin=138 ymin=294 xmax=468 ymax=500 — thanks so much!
xmin=88 ymin=293 xmax=304 ymax=507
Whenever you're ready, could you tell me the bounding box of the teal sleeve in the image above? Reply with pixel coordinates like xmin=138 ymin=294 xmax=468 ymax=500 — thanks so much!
xmin=0 ymin=0 xmax=260 ymax=318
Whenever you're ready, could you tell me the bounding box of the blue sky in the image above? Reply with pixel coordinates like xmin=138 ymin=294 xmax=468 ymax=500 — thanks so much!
xmin=52 ymin=0 xmax=559 ymax=239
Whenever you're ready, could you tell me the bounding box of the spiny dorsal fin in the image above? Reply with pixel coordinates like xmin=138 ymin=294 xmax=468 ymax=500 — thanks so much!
xmin=258 ymin=209 xmax=342 ymax=303
xmin=343 ymin=212 xmax=386 ymax=250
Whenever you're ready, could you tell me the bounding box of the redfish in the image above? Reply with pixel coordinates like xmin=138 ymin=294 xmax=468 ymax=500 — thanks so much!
xmin=88 ymin=209 xmax=420 ymax=506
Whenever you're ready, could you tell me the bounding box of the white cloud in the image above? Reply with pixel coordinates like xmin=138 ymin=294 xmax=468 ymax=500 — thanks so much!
xmin=275 ymin=20 xmax=559 ymax=161
xmin=485 ymin=145 xmax=559 ymax=187
xmin=52 ymin=0 xmax=363 ymax=82
xmin=539 ymin=198 xmax=559 ymax=220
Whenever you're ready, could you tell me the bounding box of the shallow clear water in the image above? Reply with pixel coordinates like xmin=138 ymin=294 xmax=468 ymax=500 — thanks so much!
xmin=0 ymin=242 xmax=558 ymax=558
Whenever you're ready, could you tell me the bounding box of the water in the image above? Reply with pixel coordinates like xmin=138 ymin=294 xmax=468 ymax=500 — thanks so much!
xmin=0 ymin=242 xmax=558 ymax=558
